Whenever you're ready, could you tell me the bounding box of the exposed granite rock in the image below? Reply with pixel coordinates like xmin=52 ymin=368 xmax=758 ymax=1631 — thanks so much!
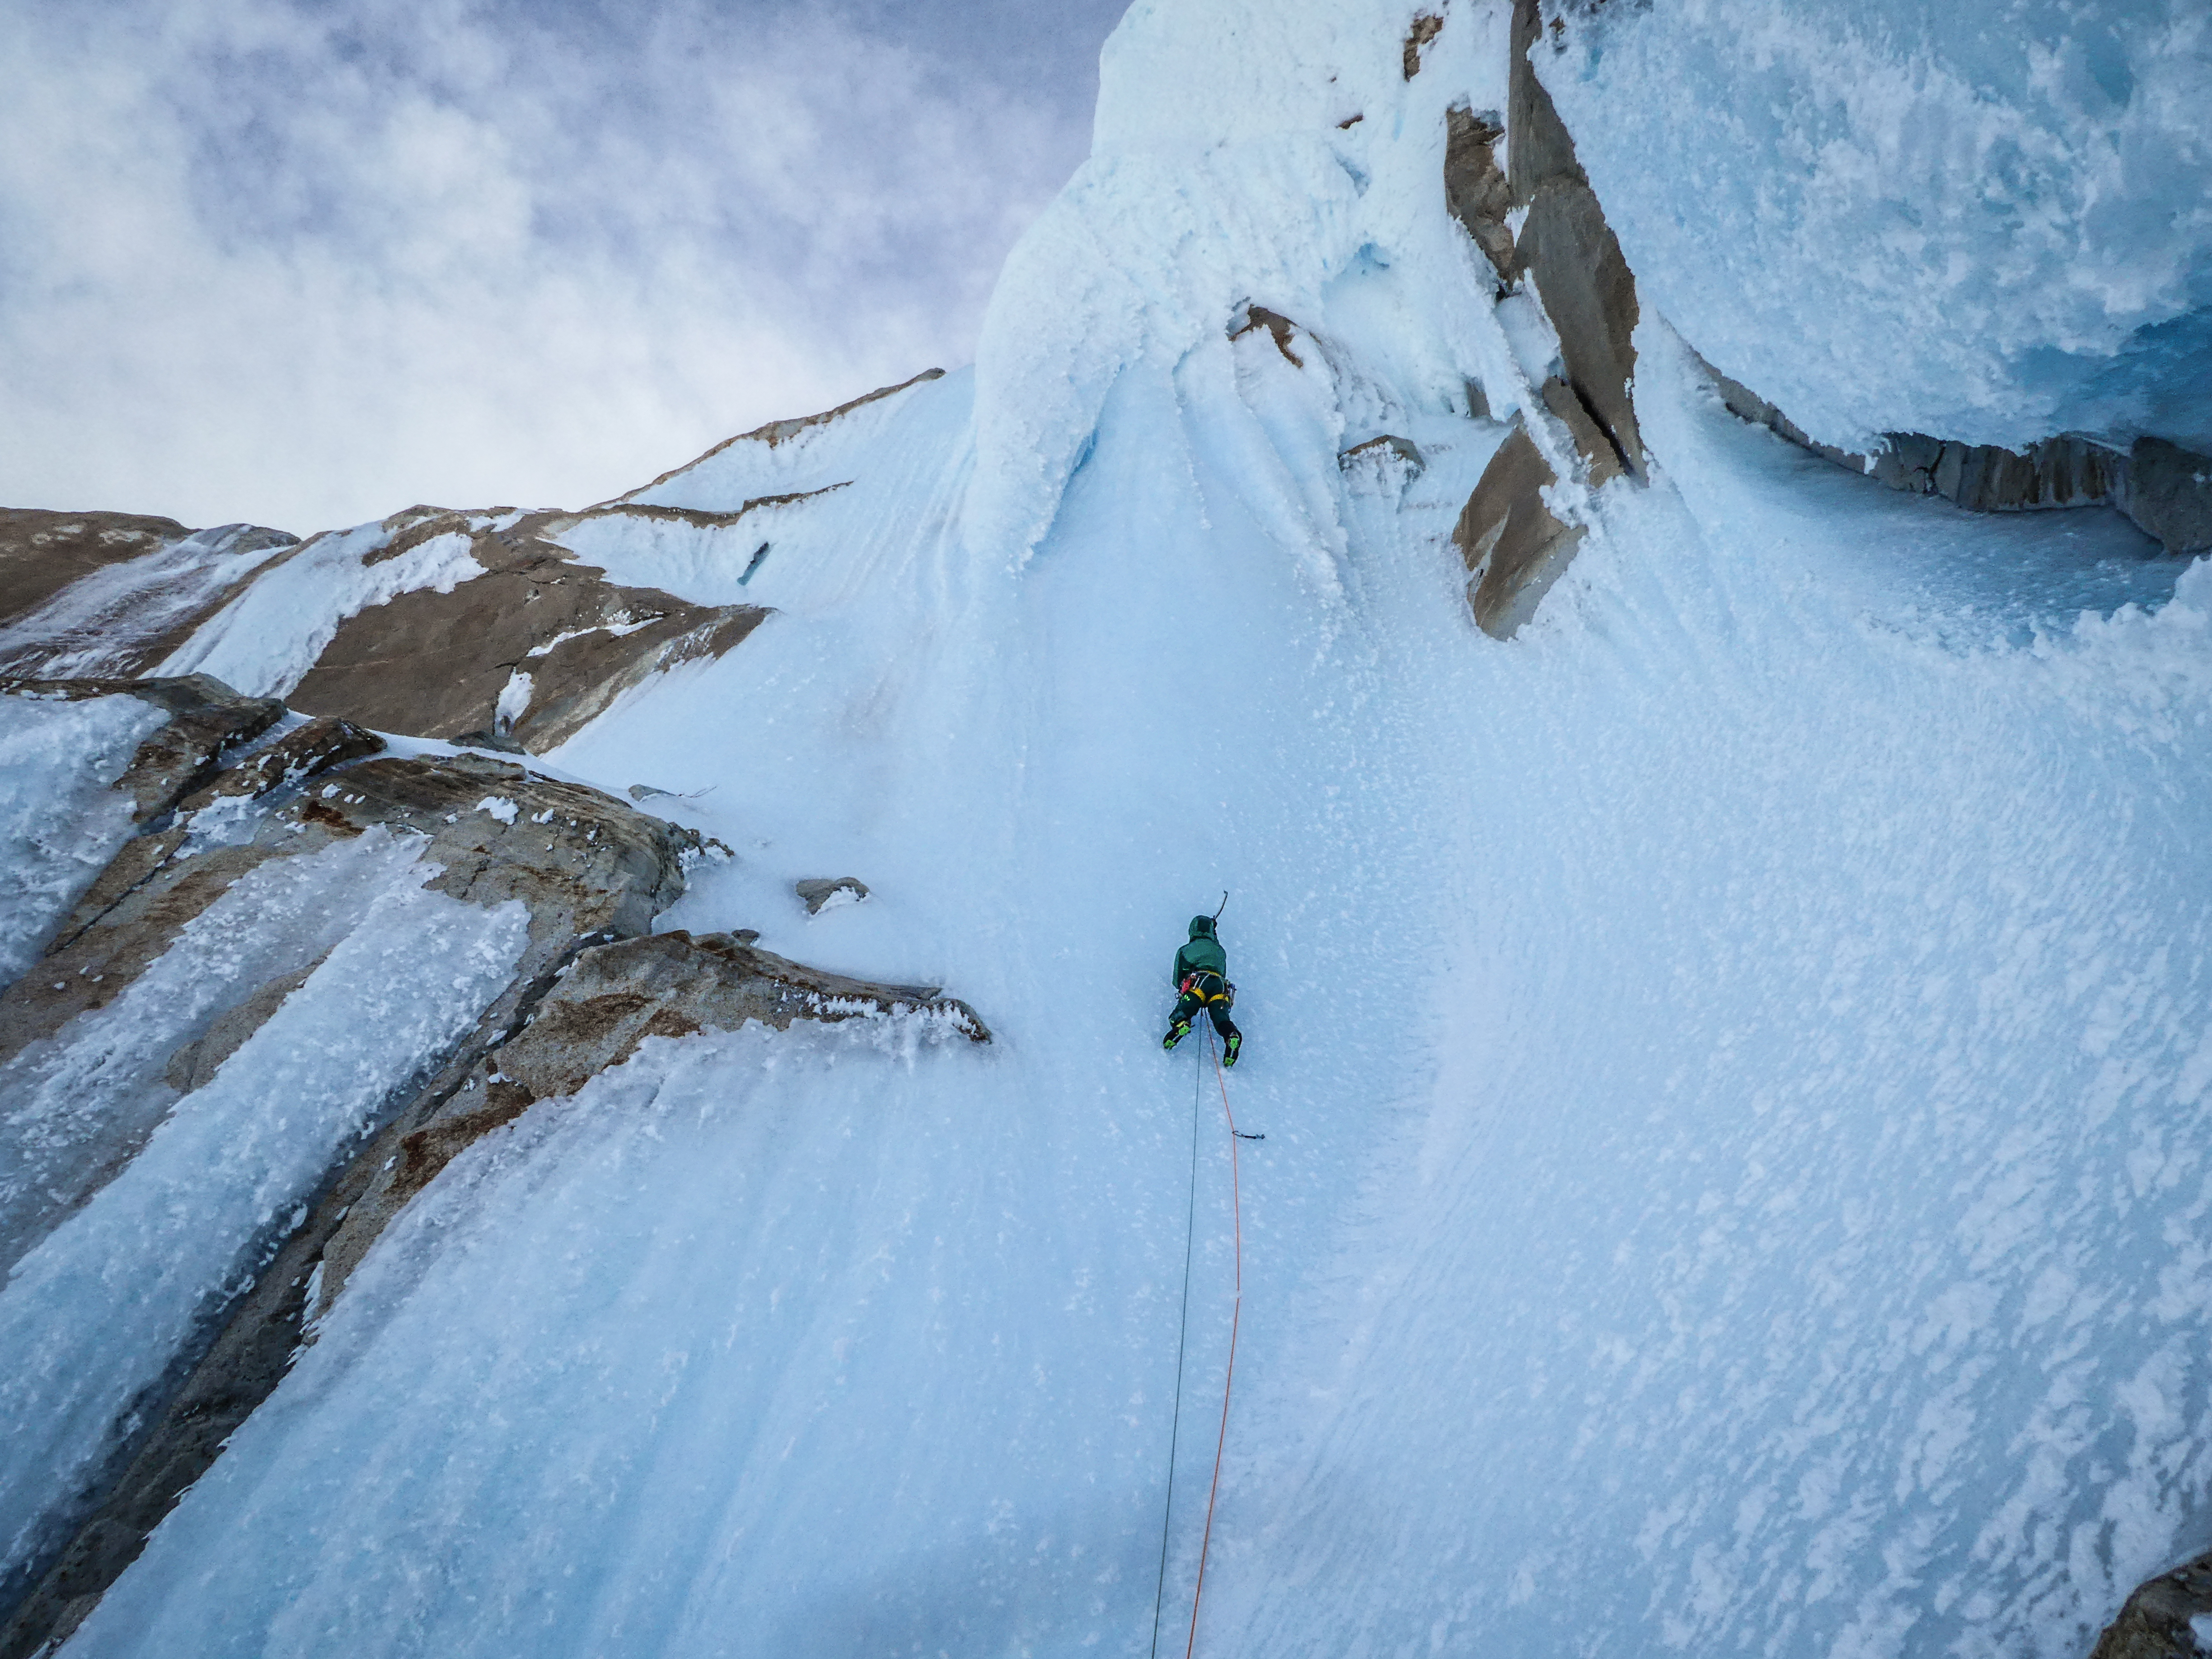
xmin=2120 ymin=438 xmax=2212 ymax=554
xmin=1540 ymin=377 xmax=1625 ymax=489
xmin=17 ymin=712 xmax=372 ymax=984
xmin=161 ymin=963 xmax=322 ymax=1095
xmin=1444 ymin=105 xmax=1516 ymax=288
xmin=0 ymin=674 xmax=288 ymax=831
xmin=1403 ymin=12 xmax=1444 ymax=78
xmin=1232 ymin=305 xmax=1307 ymax=369
xmin=1454 ymin=415 xmax=1584 ymax=639
xmin=2086 ymin=1548 xmax=2212 ymax=1659
xmin=1504 ymin=0 xmax=1643 ymax=480
xmin=1707 ymin=356 xmax=2211 ymax=550
xmin=0 ymin=730 xmax=707 ymax=1273
xmin=1873 ymin=432 xmax=2125 ymax=511
xmin=797 ymin=876 xmax=870 ymax=914
xmin=1340 ymin=435 xmax=1427 ymax=477
xmin=0 ymin=668 xmax=991 ymax=1657
xmin=286 ymin=508 xmax=768 ymax=752
xmin=1707 ymin=366 xmax=1882 ymax=475
xmin=1506 ymin=0 xmax=1584 ymax=207
xmin=331 ymin=930 xmax=989 ymax=1277
xmin=0 ymin=514 xmax=300 ymax=678
xmin=173 ymin=715 xmax=386 ymax=814
xmin=0 ymin=511 xmax=188 ymax=633
xmin=1516 ymin=182 xmax=1643 ymax=478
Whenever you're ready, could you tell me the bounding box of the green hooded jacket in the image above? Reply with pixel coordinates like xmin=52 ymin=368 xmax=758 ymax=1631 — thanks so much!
xmin=1172 ymin=916 xmax=1228 ymax=985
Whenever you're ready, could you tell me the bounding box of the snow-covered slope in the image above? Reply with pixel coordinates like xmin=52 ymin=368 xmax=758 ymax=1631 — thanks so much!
xmin=6 ymin=3 xmax=2210 ymax=1657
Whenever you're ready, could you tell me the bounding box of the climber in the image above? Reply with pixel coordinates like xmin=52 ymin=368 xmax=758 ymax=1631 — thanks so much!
xmin=1163 ymin=914 xmax=1242 ymax=1066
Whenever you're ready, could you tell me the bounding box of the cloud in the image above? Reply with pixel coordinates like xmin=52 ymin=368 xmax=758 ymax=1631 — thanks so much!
xmin=0 ymin=0 xmax=1108 ymax=532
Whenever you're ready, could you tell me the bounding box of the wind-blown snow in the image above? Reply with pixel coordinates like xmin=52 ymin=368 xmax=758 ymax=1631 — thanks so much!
xmin=42 ymin=2 xmax=2212 ymax=1656
xmin=0 ymin=692 xmax=165 ymax=987
xmin=1537 ymin=0 xmax=2212 ymax=455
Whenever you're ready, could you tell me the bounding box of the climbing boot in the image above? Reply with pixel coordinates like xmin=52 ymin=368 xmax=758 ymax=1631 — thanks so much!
xmin=1163 ymin=1021 xmax=1190 ymax=1052
xmin=1223 ymin=1031 xmax=1242 ymax=1068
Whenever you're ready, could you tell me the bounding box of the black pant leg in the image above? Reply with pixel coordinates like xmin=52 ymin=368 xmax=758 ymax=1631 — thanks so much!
xmin=1209 ymin=1004 xmax=1239 ymax=1041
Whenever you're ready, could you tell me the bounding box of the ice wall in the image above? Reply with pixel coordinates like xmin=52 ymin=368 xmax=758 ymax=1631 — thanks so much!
xmin=1537 ymin=0 xmax=2212 ymax=456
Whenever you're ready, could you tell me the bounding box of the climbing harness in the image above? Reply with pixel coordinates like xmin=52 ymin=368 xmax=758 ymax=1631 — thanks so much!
xmin=1148 ymin=1023 xmax=1249 ymax=1659
xmin=1177 ymin=971 xmax=1235 ymax=1008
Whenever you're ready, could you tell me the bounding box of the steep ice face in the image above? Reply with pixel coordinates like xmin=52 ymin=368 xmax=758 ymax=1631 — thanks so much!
xmin=1536 ymin=0 xmax=2212 ymax=455
xmin=0 ymin=692 xmax=166 ymax=987
xmin=965 ymin=0 xmax=1522 ymax=568
xmin=0 ymin=836 xmax=527 ymax=1593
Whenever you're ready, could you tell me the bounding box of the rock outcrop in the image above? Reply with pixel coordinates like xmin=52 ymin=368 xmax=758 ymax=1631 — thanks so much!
xmin=1402 ymin=12 xmax=1444 ymax=79
xmin=1454 ymin=415 xmax=1584 ymax=639
xmin=0 ymin=672 xmax=990 ymax=1659
xmin=319 ymin=930 xmax=987 ymax=1315
xmin=2119 ymin=439 xmax=2212 ymax=555
xmin=1709 ymin=361 xmax=2212 ymax=553
xmin=2088 ymin=1549 xmax=2212 ymax=1659
xmin=1504 ymin=0 xmax=1642 ymax=481
xmin=1232 ymin=305 xmax=1308 ymax=369
xmin=1434 ymin=0 xmax=1649 ymax=640
xmin=1443 ymin=0 xmax=2205 ymax=645
xmin=0 ymin=511 xmax=190 ymax=624
xmin=1443 ymin=105 xmax=1515 ymax=289
xmin=286 ymin=506 xmax=769 ymax=752
xmin=1340 ymin=435 xmax=1427 ymax=478
xmin=796 ymin=876 xmax=870 ymax=914
xmin=0 ymin=674 xmax=290 ymax=836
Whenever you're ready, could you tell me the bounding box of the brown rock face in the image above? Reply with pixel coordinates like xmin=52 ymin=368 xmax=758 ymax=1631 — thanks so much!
xmin=1516 ymin=184 xmax=1643 ymax=477
xmin=2087 ymin=1549 xmax=2212 ymax=1659
xmin=796 ymin=875 xmax=870 ymax=913
xmin=1444 ymin=105 xmax=1516 ymax=288
xmin=1339 ymin=435 xmax=1427 ymax=477
xmin=1871 ymin=432 xmax=2126 ymax=512
xmin=1454 ymin=416 xmax=1585 ymax=640
xmin=1707 ymin=355 xmax=2210 ymax=550
xmin=342 ymin=930 xmax=990 ymax=1260
xmin=0 ymin=513 xmax=299 ymax=678
xmin=287 ymin=508 xmax=768 ymax=752
xmin=1232 ymin=305 xmax=1307 ymax=368
xmin=0 ymin=674 xmax=288 ymax=838
xmin=1403 ymin=12 xmax=1444 ymax=78
xmin=1506 ymin=0 xmax=1643 ymax=479
xmin=2120 ymin=438 xmax=2212 ymax=554
xmin=0 ymin=670 xmax=992 ymax=1658
xmin=0 ymin=510 xmax=188 ymax=625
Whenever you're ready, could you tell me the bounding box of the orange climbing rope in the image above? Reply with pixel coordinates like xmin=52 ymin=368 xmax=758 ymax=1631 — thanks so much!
xmin=1183 ymin=1024 xmax=1246 ymax=1659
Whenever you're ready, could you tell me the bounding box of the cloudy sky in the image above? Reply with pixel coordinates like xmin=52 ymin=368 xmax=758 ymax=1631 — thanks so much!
xmin=0 ymin=0 xmax=1130 ymax=531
